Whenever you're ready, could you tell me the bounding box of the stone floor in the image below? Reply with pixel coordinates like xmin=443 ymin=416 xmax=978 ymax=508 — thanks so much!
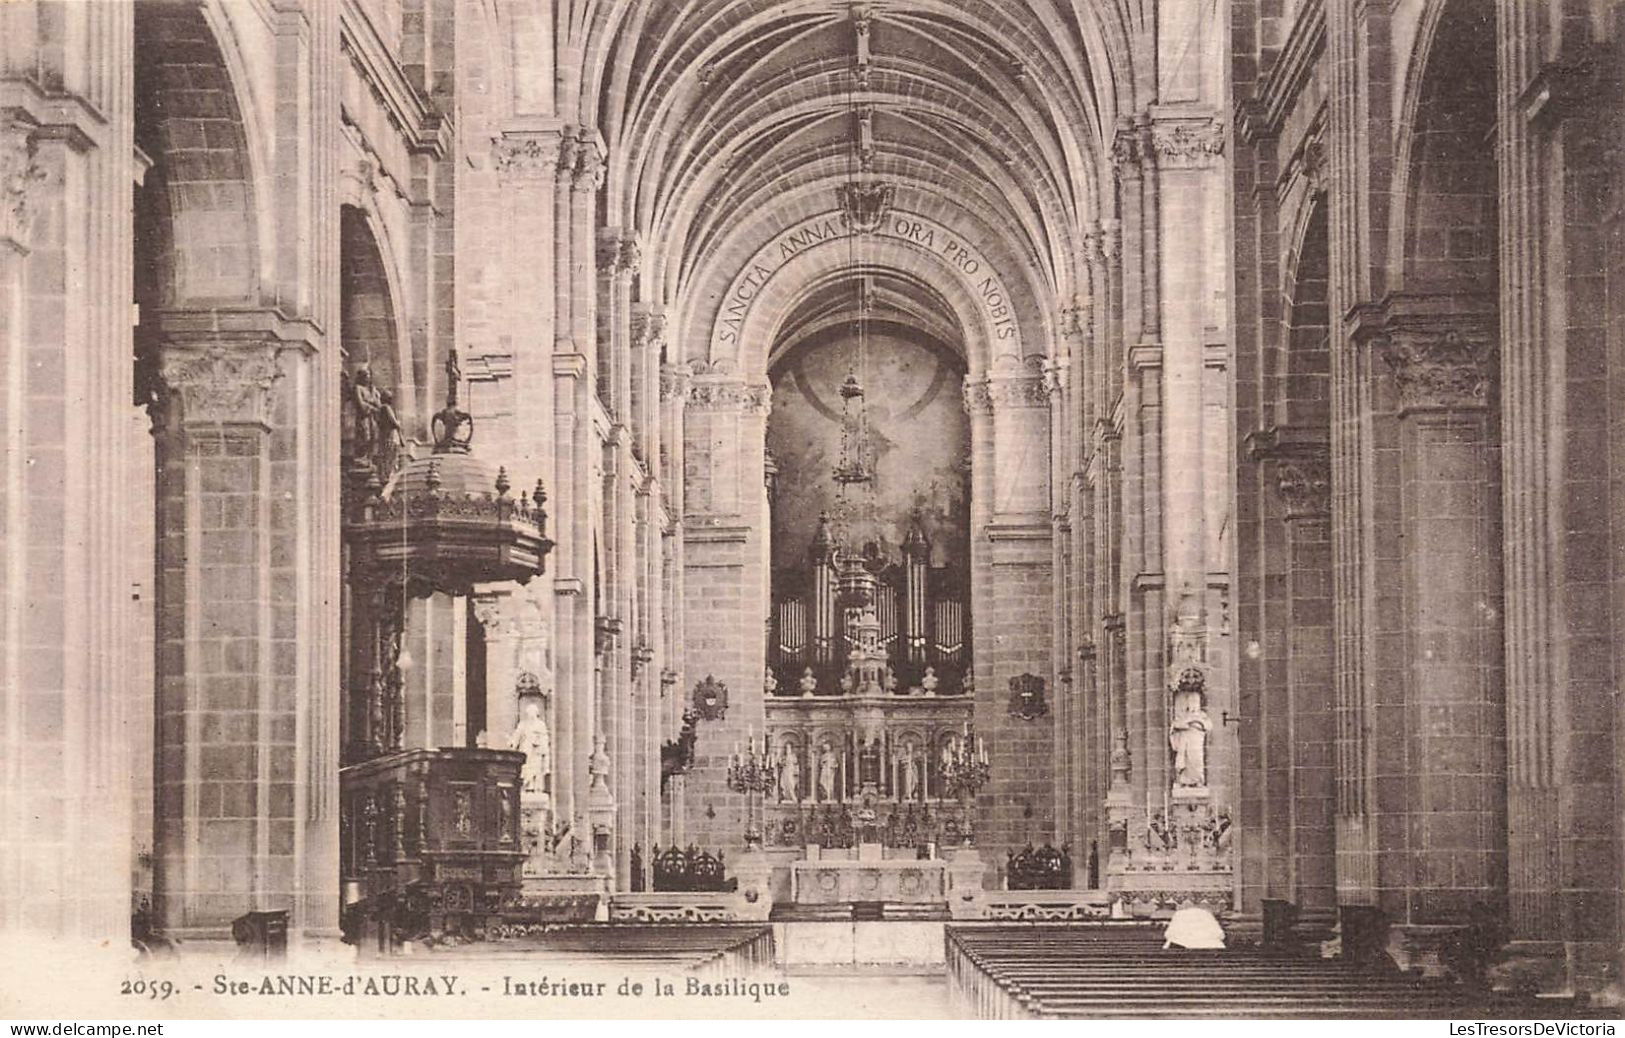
xmin=773 ymin=970 xmax=955 ymax=1019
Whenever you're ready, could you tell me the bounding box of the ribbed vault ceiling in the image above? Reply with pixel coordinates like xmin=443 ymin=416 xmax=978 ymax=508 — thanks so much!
xmin=570 ymin=0 xmax=1147 ymax=362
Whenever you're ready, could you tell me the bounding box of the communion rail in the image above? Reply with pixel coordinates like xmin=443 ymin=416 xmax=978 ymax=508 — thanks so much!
xmin=470 ymin=923 xmax=775 ymax=975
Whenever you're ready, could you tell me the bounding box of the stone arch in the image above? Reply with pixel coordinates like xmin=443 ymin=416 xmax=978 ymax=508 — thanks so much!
xmin=674 ymin=185 xmax=1052 ymax=367
xmin=693 ymin=214 xmax=1035 ymax=382
xmin=1273 ymin=196 xmax=1331 ymax=431
xmin=1392 ymin=0 xmax=1498 ymax=295
xmin=133 ymin=1 xmax=262 ymax=309
xmin=339 ymin=205 xmax=416 ymax=432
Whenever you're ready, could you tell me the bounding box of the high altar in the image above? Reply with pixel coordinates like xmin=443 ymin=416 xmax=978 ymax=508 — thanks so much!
xmin=751 ymin=513 xmax=989 ymax=909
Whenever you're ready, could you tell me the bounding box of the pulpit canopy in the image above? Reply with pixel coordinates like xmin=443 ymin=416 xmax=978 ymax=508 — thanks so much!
xmin=348 ymin=398 xmax=553 ymax=595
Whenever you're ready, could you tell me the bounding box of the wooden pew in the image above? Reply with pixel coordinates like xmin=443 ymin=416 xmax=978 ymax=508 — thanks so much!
xmin=945 ymin=923 xmax=1606 ymax=1020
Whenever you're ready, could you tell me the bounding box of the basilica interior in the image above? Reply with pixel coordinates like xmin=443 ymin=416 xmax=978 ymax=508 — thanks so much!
xmin=2 ymin=0 xmax=1623 ymax=1014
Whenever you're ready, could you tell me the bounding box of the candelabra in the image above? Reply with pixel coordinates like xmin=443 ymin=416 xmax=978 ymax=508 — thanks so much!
xmin=727 ymin=733 xmax=777 ymax=850
xmin=940 ymin=726 xmax=990 ymax=845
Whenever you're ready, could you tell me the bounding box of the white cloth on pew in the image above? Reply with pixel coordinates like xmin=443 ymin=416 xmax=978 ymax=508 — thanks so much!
xmin=1162 ymin=906 xmax=1226 ymax=949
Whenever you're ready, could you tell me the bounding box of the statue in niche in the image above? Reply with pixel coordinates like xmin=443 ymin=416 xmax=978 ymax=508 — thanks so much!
xmin=349 ymin=366 xmax=383 ymax=460
xmin=902 ymin=741 xmax=920 ymax=801
xmin=799 ymin=667 xmax=818 ymax=697
xmin=375 ymin=390 xmax=406 ymax=475
xmin=817 ymin=742 xmax=837 ymax=802
xmin=508 ymin=697 xmax=552 ymax=795
xmin=1168 ymin=668 xmax=1212 ymax=788
xmin=777 ymin=743 xmax=800 ymax=803
xmin=589 ymin=733 xmax=612 ymax=790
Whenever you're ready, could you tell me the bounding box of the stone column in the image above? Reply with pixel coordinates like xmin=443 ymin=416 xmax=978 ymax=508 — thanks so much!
xmin=1270 ymin=444 xmax=1337 ymax=932
xmin=1494 ymin=11 xmax=1622 ymax=991
xmin=547 ymin=129 xmax=598 ymax=839
xmin=598 ymin=230 xmax=638 ymax=885
xmin=1376 ymin=301 xmax=1507 ymax=933
xmin=487 ymin=125 xmax=563 ymax=842
xmin=152 ymin=329 xmax=312 ymax=941
xmin=400 ymin=595 xmax=465 ymax=750
xmin=566 ymin=132 xmax=604 ymax=862
xmin=967 ymin=360 xmax=1055 ymax=862
xmin=1325 ymin=0 xmax=1397 ymax=914
xmin=679 ymin=371 xmax=770 ymax=852
xmin=660 ymin=360 xmax=690 ymax=845
xmin=0 ymin=6 xmax=137 ymax=943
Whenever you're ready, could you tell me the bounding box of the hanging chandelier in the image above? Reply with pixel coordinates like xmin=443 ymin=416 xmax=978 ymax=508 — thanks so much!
xmin=828 ymin=33 xmax=889 ymax=611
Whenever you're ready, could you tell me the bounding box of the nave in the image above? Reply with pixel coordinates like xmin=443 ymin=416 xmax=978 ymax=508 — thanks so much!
xmin=3 ymin=0 xmax=1623 ymax=1016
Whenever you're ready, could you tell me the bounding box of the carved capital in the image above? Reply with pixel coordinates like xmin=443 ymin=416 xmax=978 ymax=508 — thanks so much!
xmin=978 ymin=354 xmax=1052 ymax=410
xmin=1248 ymin=429 xmax=1331 ymax=520
xmin=659 ymin=362 xmax=691 ymax=402
xmin=2 ymin=118 xmax=46 ymax=251
xmin=1300 ymin=133 xmax=1328 ymax=195
xmin=1060 ymin=298 xmax=1089 ymax=340
xmin=961 ymin=376 xmax=993 ymax=416
xmin=472 ymin=591 xmax=543 ymax=637
xmin=598 ymin=233 xmax=641 ymax=275
xmin=1379 ymin=328 xmax=1496 ymax=414
xmin=572 ymin=136 xmax=606 ymax=192
xmin=491 ymin=132 xmax=560 ymax=178
xmin=1111 ymin=119 xmax=1148 ymax=174
xmin=1043 ymin=359 xmax=1067 ymax=397
xmin=991 ymin=377 xmax=1049 ymax=409
xmin=1080 ymin=230 xmax=1106 ymax=275
xmin=1273 ymin=450 xmax=1330 ymax=520
xmin=631 ymin=310 xmax=666 ymax=350
xmin=1150 ymin=117 xmax=1226 ymax=169
xmin=557 ymin=135 xmax=580 ymax=178
xmin=159 ymin=343 xmax=285 ymax=429
xmin=618 ymin=236 xmax=642 ymax=273
xmin=687 ymin=377 xmax=771 ymax=415
xmin=1101 ymin=220 xmax=1121 ymax=261
xmin=596 ymin=234 xmax=620 ymax=274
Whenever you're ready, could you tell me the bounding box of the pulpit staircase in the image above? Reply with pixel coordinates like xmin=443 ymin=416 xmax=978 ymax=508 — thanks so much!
xmin=946 ymin=923 xmax=1614 ymax=1019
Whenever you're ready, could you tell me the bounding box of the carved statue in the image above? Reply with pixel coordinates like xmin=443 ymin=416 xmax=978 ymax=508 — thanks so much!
xmin=589 ymin=733 xmax=612 ymax=789
xmin=764 ymin=668 xmax=779 ymax=695
xmin=799 ymin=667 xmax=818 ymax=697
xmin=444 ymin=348 xmax=463 ymax=406
xmin=1168 ymin=685 xmax=1211 ymax=787
xmin=921 ymin=667 xmax=939 ymax=695
xmin=350 ymin=366 xmax=382 ymax=459
xmin=777 ymin=743 xmax=800 ymax=803
xmin=817 ymin=742 xmax=837 ymax=802
xmin=507 ymin=699 xmax=551 ymax=794
xmin=376 ymin=390 xmax=406 ymax=475
xmin=902 ymin=741 xmax=920 ymax=801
